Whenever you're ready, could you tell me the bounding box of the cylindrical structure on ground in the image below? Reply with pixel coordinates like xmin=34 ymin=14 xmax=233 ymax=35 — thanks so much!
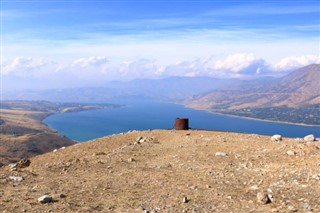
xmin=174 ymin=118 xmax=189 ymax=130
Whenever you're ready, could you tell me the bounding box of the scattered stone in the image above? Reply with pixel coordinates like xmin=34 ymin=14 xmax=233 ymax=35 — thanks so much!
xmin=250 ymin=185 xmax=259 ymax=190
xmin=142 ymin=208 xmax=149 ymax=213
xmin=271 ymin=135 xmax=282 ymax=142
xmin=304 ymin=134 xmax=315 ymax=142
xmin=136 ymin=136 xmax=143 ymax=143
xmin=38 ymin=195 xmax=53 ymax=204
xmin=257 ymin=192 xmax=271 ymax=204
xmin=53 ymin=149 xmax=58 ymax=152
xmin=59 ymin=194 xmax=66 ymax=198
xmin=8 ymin=176 xmax=24 ymax=182
xmin=183 ymin=196 xmax=188 ymax=203
xmin=287 ymin=205 xmax=298 ymax=212
xmin=215 ymin=152 xmax=227 ymax=157
xmin=128 ymin=158 xmax=135 ymax=162
xmin=303 ymin=203 xmax=310 ymax=209
xmin=135 ymin=136 xmax=154 ymax=144
xmin=9 ymin=159 xmax=31 ymax=171
xmin=92 ymin=152 xmax=106 ymax=156
xmin=286 ymin=150 xmax=295 ymax=156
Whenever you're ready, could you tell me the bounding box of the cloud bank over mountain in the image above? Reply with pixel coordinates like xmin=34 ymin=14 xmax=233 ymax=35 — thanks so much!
xmin=2 ymin=53 xmax=319 ymax=89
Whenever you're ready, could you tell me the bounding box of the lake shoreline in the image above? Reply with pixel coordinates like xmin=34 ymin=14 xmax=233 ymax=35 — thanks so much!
xmin=176 ymin=102 xmax=320 ymax=127
xmin=43 ymin=100 xmax=319 ymax=142
xmin=207 ymin=110 xmax=320 ymax=127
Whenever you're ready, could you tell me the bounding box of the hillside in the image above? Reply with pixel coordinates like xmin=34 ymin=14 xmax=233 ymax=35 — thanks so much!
xmin=0 ymin=101 xmax=118 ymax=165
xmin=0 ymin=130 xmax=319 ymax=212
xmin=187 ymin=64 xmax=320 ymax=124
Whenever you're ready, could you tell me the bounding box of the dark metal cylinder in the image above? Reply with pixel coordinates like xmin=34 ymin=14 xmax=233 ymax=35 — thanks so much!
xmin=174 ymin=118 xmax=189 ymax=130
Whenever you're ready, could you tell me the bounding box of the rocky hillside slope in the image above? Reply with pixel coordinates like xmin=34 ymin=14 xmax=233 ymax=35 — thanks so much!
xmin=1 ymin=130 xmax=319 ymax=212
xmin=188 ymin=64 xmax=320 ymax=110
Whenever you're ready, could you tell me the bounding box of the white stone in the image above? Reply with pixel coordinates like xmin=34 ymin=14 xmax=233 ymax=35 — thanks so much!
xmin=286 ymin=150 xmax=295 ymax=156
xmin=9 ymin=176 xmax=23 ymax=182
xmin=38 ymin=195 xmax=53 ymax=203
xmin=257 ymin=192 xmax=271 ymax=204
xmin=215 ymin=152 xmax=227 ymax=157
xmin=271 ymin=135 xmax=282 ymax=142
xmin=304 ymin=134 xmax=315 ymax=142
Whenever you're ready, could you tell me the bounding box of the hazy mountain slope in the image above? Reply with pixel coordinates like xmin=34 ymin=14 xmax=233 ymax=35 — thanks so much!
xmin=3 ymin=77 xmax=239 ymax=102
xmin=188 ymin=64 xmax=320 ymax=110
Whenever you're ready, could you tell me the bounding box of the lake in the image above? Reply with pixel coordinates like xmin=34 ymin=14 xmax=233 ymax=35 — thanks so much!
xmin=43 ymin=99 xmax=320 ymax=142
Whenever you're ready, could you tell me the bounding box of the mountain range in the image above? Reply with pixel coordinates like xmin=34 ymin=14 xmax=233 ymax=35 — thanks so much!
xmin=187 ymin=64 xmax=320 ymax=110
xmin=3 ymin=64 xmax=319 ymax=124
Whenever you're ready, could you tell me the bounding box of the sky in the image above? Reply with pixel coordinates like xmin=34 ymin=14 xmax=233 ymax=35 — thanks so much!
xmin=1 ymin=0 xmax=320 ymax=89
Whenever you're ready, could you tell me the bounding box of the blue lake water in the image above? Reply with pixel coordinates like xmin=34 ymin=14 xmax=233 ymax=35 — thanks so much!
xmin=43 ymin=99 xmax=320 ymax=142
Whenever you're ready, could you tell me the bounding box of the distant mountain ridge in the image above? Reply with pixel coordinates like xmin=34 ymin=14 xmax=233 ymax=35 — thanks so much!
xmin=187 ymin=64 xmax=320 ymax=110
xmin=3 ymin=76 xmax=239 ymax=102
xmin=185 ymin=64 xmax=320 ymax=125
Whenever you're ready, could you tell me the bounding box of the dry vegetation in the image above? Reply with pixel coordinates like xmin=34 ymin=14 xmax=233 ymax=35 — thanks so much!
xmin=1 ymin=130 xmax=319 ymax=212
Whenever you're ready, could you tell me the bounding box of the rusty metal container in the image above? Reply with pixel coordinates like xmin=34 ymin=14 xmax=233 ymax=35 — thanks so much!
xmin=174 ymin=118 xmax=189 ymax=130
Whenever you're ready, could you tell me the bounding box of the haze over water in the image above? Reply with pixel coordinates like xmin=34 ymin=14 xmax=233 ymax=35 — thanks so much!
xmin=44 ymin=99 xmax=320 ymax=142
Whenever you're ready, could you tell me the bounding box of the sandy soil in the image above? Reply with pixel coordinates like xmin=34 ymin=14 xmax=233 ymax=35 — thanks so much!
xmin=1 ymin=129 xmax=319 ymax=212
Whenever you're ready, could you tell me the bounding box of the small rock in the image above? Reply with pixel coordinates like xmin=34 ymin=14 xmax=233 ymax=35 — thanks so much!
xmin=286 ymin=150 xmax=295 ymax=156
xmin=53 ymin=149 xmax=58 ymax=152
xmin=287 ymin=205 xmax=298 ymax=212
xmin=92 ymin=152 xmax=106 ymax=156
xmin=38 ymin=195 xmax=53 ymax=204
xmin=215 ymin=152 xmax=227 ymax=157
xmin=9 ymin=159 xmax=31 ymax=171
xmin=257 ymin=192 xmax=271 ymax=204
xmin=250 ymin=185 xmax=259 ymax=190
xmin=183 ymin=196 xmax=188 ymax=203
xmin=304 ymin=134 xmax=315 ymax=142
xmin=303 ymin=203 xmax=310 ymax=209
xmin=128 ymin=158 xmax=135 ymax=162
xmin=8 ymin=176 xmax=24 ymax=182
xmin=136 ymin=136 xmax=143 ymax=142
xmin=59 ymin=194 xmax=66 ymax=198
xmin=271 ymin=135 xmax=282 ymax=142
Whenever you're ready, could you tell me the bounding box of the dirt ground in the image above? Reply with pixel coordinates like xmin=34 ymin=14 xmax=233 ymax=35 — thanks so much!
xmin=0 ymin=129 xmax=319 ymax=212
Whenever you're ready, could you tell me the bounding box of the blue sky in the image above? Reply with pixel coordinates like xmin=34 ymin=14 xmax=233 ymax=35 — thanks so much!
xmin=1 ymin=0 xmax=320 ymax=89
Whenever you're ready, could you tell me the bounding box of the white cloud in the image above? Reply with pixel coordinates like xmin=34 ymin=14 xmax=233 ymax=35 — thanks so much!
xmin=212 ymin=53 xmax=266 ymax=73
xmin=2 ymin=57 xmax=56 ymax=77
xmin=272 ymin=55 xmax=320 ymax=71
xmin=2 ymin=53 xmax=319 ymax=90
xmin=71 ymin=56 xmax=109 ymax=68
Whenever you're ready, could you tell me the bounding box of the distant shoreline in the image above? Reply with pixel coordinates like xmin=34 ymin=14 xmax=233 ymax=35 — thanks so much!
xmin=181 ymin=104 xmax=320 ymax=127
xmin=208 ymin=111 xmax=320 ymax=127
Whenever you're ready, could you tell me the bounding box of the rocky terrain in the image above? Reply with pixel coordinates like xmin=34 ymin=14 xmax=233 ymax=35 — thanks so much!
xmin=1 ymin=129 xmax=319 ymax=212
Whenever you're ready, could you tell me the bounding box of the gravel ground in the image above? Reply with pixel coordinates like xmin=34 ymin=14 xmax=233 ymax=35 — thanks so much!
xmin=1 ymin=129 xmax=319 ymax=212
